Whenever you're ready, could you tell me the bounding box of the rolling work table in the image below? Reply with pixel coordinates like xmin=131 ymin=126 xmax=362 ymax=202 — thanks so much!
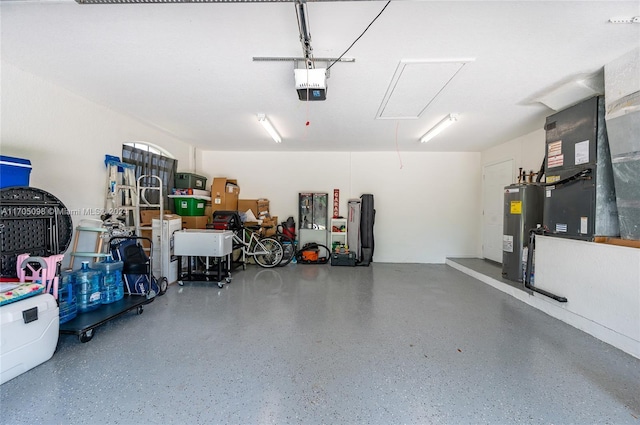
xmin=173 ymin=229 xmax=234 ymax=288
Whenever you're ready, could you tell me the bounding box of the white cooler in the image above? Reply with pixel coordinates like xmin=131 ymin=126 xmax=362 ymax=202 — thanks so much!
xmin=174 ymin=229 xmax=233 ymax=257
xmin=0 ymin=293 xmax=59 ymax=384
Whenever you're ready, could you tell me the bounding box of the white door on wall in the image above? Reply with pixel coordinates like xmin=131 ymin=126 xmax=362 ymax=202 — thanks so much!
xmin=482 ymin=159 xmax=514 ymax=263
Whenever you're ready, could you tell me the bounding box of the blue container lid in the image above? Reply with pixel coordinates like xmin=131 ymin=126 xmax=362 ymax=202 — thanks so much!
xmin=0 ymin=155 xmax=32 ymax=169
xmin=0 ymin=155 xmax=32 ymax=189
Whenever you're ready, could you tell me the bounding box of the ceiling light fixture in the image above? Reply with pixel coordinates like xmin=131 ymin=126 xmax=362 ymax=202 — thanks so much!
xmin=257 ymin=114 xmax=282 ymax=143
xmin=76 ymin=0 xmax=304 ymax=4
xmin=420 ymin=113 xmax=459 ymax=143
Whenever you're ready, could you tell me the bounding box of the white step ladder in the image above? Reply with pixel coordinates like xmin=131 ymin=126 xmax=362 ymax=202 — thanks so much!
xmin=68 ymin=160 xmax=139 ymax=270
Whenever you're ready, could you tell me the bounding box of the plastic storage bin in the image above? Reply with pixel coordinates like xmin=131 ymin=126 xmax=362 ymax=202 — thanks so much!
xmin=169 ymin=195 xmax=210 ymax=216
xmin=0 ymin=156 xmax=32 ymax=189
xmin=175 ymin=173 xmax=207 ymax=190
xmin=330 ymin=251 xmax=357 ymax=266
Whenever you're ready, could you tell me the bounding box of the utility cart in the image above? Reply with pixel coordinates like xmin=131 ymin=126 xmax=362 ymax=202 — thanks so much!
xmin=136 ymin=175 xmax=169 ymax=295
xmin=174 ymin=229 xmax=233 ymax=288
xmin=59 ymin=236 xmax=159 ymax=343
xmin=59 ymin=295 xmax=153 ymax=343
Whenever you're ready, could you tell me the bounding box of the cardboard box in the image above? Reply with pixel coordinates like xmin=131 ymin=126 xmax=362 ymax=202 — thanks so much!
xmin=238 ymin=199 xmax=270 ymax=217
xmin=140 ymin=210 xmax=172 ymax=226
xmin=140 ymin=229 xmax=152 ymax=249
xmin=239 ymin=199 xmax=270 ymax=226
xmin=243 ymin=216 xmax=278 ymax=236
xmin=595 ymin=237 xmax=640 ymax=249
xmin=162 ymin=214 xmax=183 ymax=221
xmin=262 ymin=216 xmax=278 ymax=237
xmin=211 ymin=178 xmax=240 ymax=212
xmin=238 ymin=199 xmax=258 ymax=216
xmin=257 ymin=199 xmax=270 ymax=217
xmin=180 ymin=215 xmax=209 ymax=230
xmin=139 ymin=213 xmax=180 ymax=249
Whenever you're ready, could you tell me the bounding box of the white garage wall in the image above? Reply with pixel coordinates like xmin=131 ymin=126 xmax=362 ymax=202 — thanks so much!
xmin=1 ymin=62 xmax=483 ymax=265
xmin=535 ymin=236 xmax=640 ymax=359
xmin=201 ymin=150 xmax=482 ymax=263
xmin=481 ymin=128 xmax=545 ymax=174
xmin=1 ymin=62 xmax=193 ymax=223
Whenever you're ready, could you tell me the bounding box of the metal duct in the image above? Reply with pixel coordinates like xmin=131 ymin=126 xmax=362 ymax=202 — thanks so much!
xmin=605 ymin=48 xmax=640 ymax=240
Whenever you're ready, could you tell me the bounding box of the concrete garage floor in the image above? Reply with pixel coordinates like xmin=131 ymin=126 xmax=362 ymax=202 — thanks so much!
xmin=1 ymin=262 xmax=639 ymax=424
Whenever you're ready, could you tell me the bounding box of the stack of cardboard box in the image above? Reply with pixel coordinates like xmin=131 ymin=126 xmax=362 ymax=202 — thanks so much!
xmin=180 ymin=215 xmax=208 ymax=230
xmin=211 ymin=178 xmax=240 ymax=214
xmin=170 ymin=177 xmax=282 ymax=236
xmin=261 ymin=216 xmax=278 ymax=237
xmin=140 ymin=177 xmax=244 ymax=233
xmin=238 ymin=198 xmax=276 ymax=236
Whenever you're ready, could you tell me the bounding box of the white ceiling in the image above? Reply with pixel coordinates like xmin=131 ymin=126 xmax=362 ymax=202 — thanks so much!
xmin=2 ymin=0 xmax=639 ymax=152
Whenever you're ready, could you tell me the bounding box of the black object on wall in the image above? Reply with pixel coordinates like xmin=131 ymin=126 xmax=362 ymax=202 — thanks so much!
xmin=543 ymin=96 xmax=619 ymax=240
xmin=359 ymin=194 xmax=375 ymax=266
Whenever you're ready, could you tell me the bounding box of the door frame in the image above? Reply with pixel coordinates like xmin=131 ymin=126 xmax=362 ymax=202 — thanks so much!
xmin=482 ymin=159 xmax=514 ymax=262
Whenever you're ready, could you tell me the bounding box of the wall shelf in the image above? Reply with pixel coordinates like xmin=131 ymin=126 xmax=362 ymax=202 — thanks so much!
xmin=330 ymin=218 xmax=347 ymax=251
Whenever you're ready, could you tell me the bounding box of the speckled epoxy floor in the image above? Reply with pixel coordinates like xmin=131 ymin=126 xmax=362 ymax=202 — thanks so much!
xmin=1 ymin=263 xmax=639 ymax=424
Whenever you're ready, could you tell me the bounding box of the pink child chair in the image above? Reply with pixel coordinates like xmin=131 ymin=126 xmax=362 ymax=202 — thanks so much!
xmin=16 ymin=254 xmax=65 ymax=300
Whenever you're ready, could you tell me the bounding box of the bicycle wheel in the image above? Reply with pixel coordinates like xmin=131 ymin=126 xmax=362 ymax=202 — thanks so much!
xmin=276 ymin=233 xmax=296 ymax=267
xmin=252 ymin=237 xmax=283 ymax=268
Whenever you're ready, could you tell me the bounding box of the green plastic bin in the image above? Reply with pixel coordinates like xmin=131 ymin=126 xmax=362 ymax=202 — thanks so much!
xmin=173 ymin=197 xmax=206 ymax=216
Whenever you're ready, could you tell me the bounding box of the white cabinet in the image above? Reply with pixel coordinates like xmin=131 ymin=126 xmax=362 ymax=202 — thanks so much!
xmin=151 ymin=217 xmax=182 ymax=283
xmin=330 ymin=218 xmax=348 ymax=251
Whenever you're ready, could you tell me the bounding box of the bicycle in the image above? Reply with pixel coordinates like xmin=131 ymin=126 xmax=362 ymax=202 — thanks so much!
xmin=232 ymin=225 xmax=284 ymax=269
xmin=273 ymin=225 xmax=297 ymax=267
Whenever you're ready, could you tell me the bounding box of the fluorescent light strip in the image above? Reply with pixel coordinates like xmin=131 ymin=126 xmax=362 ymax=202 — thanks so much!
xmin=420 ymin=113 xmax=458 ymax=143
xmin=257 ymin=114 xmax=282 ymax=144
xmin=76 ymin=0 xmax=297 ymax=3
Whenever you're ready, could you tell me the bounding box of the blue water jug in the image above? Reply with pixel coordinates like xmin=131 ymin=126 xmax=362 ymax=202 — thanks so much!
xmin=74 ymin=261 xmax=101 ymax=313
xmin=58 ymin=269 xmax=77 ymax=324
xmin=93 ymin=256 xmax=124 ymax=304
